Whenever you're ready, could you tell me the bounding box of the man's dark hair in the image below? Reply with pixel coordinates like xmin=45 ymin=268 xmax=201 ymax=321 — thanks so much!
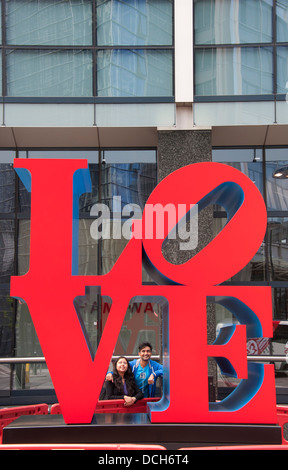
xmin=138 ymin=342 xmax=152 ymax=352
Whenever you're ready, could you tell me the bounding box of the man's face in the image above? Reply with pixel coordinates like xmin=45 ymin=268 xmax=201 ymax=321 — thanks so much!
xmin=139 ymin=346 xmax=152 ymax=362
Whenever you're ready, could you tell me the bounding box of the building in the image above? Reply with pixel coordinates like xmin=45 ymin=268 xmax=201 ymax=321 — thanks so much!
xmin=0 ymin=0 xmax=287 ymax=407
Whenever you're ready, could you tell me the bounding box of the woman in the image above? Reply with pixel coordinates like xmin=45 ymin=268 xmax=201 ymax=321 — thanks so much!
xmin=105 ymin=356 xmax=144 ymax=406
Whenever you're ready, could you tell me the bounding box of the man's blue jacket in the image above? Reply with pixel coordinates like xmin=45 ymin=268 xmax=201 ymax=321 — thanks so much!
xmin=130 ymin=358 xmax=163 ymax=397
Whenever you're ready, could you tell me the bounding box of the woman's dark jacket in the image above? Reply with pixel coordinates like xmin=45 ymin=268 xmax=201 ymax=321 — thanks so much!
xmin=104 ymin=379 xmax=144 ymax=402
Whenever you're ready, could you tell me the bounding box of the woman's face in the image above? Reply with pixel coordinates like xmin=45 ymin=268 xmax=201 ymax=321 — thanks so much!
xmin=116 ymin=358 xmax=128 ymax=374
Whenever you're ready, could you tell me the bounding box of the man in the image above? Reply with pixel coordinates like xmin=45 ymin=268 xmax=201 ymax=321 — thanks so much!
xmin=129 ymin=342 xmax=163 ymax=398
xmin=106 ymin=342 xmax=163 ymax=398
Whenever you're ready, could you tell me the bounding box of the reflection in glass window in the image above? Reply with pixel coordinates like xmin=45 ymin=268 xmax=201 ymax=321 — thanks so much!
xmin=0 ymin=146 xmax=159 ymax=395
xmin=195 ymin=47 xmax=273 ymax=96
xmin=276 ymin=0 xmax=288 ymax=42
xmin=212 ymin=151 xmax=266 ymax=282
xmin=6 ymin=50 xmax=93 ymax=97
xmin=211 ymin=156 xmax=264 ymax=198
xmin=104 ymin=149 xmax=156 ymax=164
xmin=0 ymin=165 xmax=15 ymax=213
xmin=273 ymin=288 xmax=288 ymax=320
xmin=0 ymin=53 xmax=2 ymax=94
xmin=1 ymin=0 xmax=174 ymax=99
xmin=17 ymin=220 xmax=30 ymax=276
xmin=6 ymin=0 xmax=93 ymax=46
xmin=228 ymin=162 xmax=264 ymax=195
xmin=74 ymin=286 xmax=162 ymax=357
xmin=78 ymin=219 xmax=99 ymax=276
xmin=18 ymin=179 xmax=31 ymax=214
xmin=194 ymin=0 xmax=273 ymax=45
xmin=96 ymin=0 xmax=173 ymax=46
xmin=266 ymin=161 xmax=288 ymax=211
xmin=0 ymin=220 xmax=15 ymax=283
xmin=213 ymin=148 xmax=262 ymax=163
xmin=28 ymin=150 xmax=98 ymax=161
xmin=0 ymin=151 xmax=15 ymax=163
xmin=277 ymin=47 xmax=288 ymax=94
xmin=213 ymin=216 xmax=266 ymax=282
xmin=79 ymin=164 xmax=99 ymax=213
xmin=101 ymin=163 xmax=156 ymax=211
xmin=0 ymin=291 xmax=14 ymax=357
xmin=268 ymin=218 xmax=288 ymax=281
xmin=97 ymin=49 xmax=173 ymax=97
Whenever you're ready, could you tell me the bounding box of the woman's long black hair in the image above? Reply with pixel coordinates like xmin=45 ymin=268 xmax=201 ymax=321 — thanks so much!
xmin=113 ymin=356 xmax=137 ymax=396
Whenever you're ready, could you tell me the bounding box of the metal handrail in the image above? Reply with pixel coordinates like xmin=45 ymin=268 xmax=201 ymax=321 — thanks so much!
xmin=0 ymin=355 xmax=287 ymax=364
xmin=0 ymin=355 xmax=161 ymax=364
xmin=247 ymin=356 xmax=288 ymax=363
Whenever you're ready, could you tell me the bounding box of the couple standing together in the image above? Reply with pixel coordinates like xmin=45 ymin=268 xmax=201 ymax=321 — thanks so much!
xmin=103 ymin=342 xmax=163 ymax=407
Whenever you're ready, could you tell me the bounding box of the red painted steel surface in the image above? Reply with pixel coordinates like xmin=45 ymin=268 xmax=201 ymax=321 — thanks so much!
xmin=10 ymin=160 xmax=277 ymax=425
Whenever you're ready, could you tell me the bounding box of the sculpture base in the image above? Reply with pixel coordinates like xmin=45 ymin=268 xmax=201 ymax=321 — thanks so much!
xmin=2 ymin=413 xmax=282 ymax=450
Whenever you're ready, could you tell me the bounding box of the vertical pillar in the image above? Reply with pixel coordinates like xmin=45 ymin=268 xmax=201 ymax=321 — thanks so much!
xmin=157 ymin=129 xmax=213 ymax=258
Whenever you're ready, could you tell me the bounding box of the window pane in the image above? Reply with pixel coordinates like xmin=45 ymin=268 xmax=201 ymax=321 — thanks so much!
xmin=195 ymin=47 xmax=273 ymax=96
xmin=266 ymin=160 xmax=288 ymax=211
xmin=212 ymin=157 xmax=265 ymax=282
xmin=0 ymin=164 xmax=15 ymax=213
xmin=73 ymin=287 xmax=162 ymax=359
xmin=0 ymin=53 xmax=2 ymax=96
xmin=0 ymin=291 xmax=14 ymax=358
xmin=104 ymin=149 xmax=156 ymax=164
xmin=266 ymin=148 xmax=288 ymax=161
xmin=194 ymin=0 xmax=273 ymax=45
xmin=7 ymin=50 xmax=93 ymax=97
xmin=0 ymin=1 xmax=2 ymax=45
xmin=101 ymin=162 xmax=156 ymax=211
xmin=213 ymin=217 xmax=266 ymax=282
xmin=277 ymin=47 xmax=288 ymax=94
xmin=213 ymin=159 xmax=264 ymax=203
xmin=213 ymin=148 xmax=263 ymax=163
xmin=6 ymin=0 xmax=92 ymax=45
xmin=276 ymin=0 xmax=288 ymax=42
xmin=78 ymin=219 xmax=99 ymax=276
xmin=18 ymin=179 xmax=31 ymax=214
xmin=97 ymin=49 xmax=173 ymax=96
xmin=273 ymin=288 xmax=288 ymax=320
xmin=28 ymin=150 xmax=98 ymax=161
xmin=96 ymin=0 xmax=173 ymax=46
xmin=0 ymin=151 xmax=16 ymax=163
xmin=0 ymin=220 xmax=15 ymax=283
